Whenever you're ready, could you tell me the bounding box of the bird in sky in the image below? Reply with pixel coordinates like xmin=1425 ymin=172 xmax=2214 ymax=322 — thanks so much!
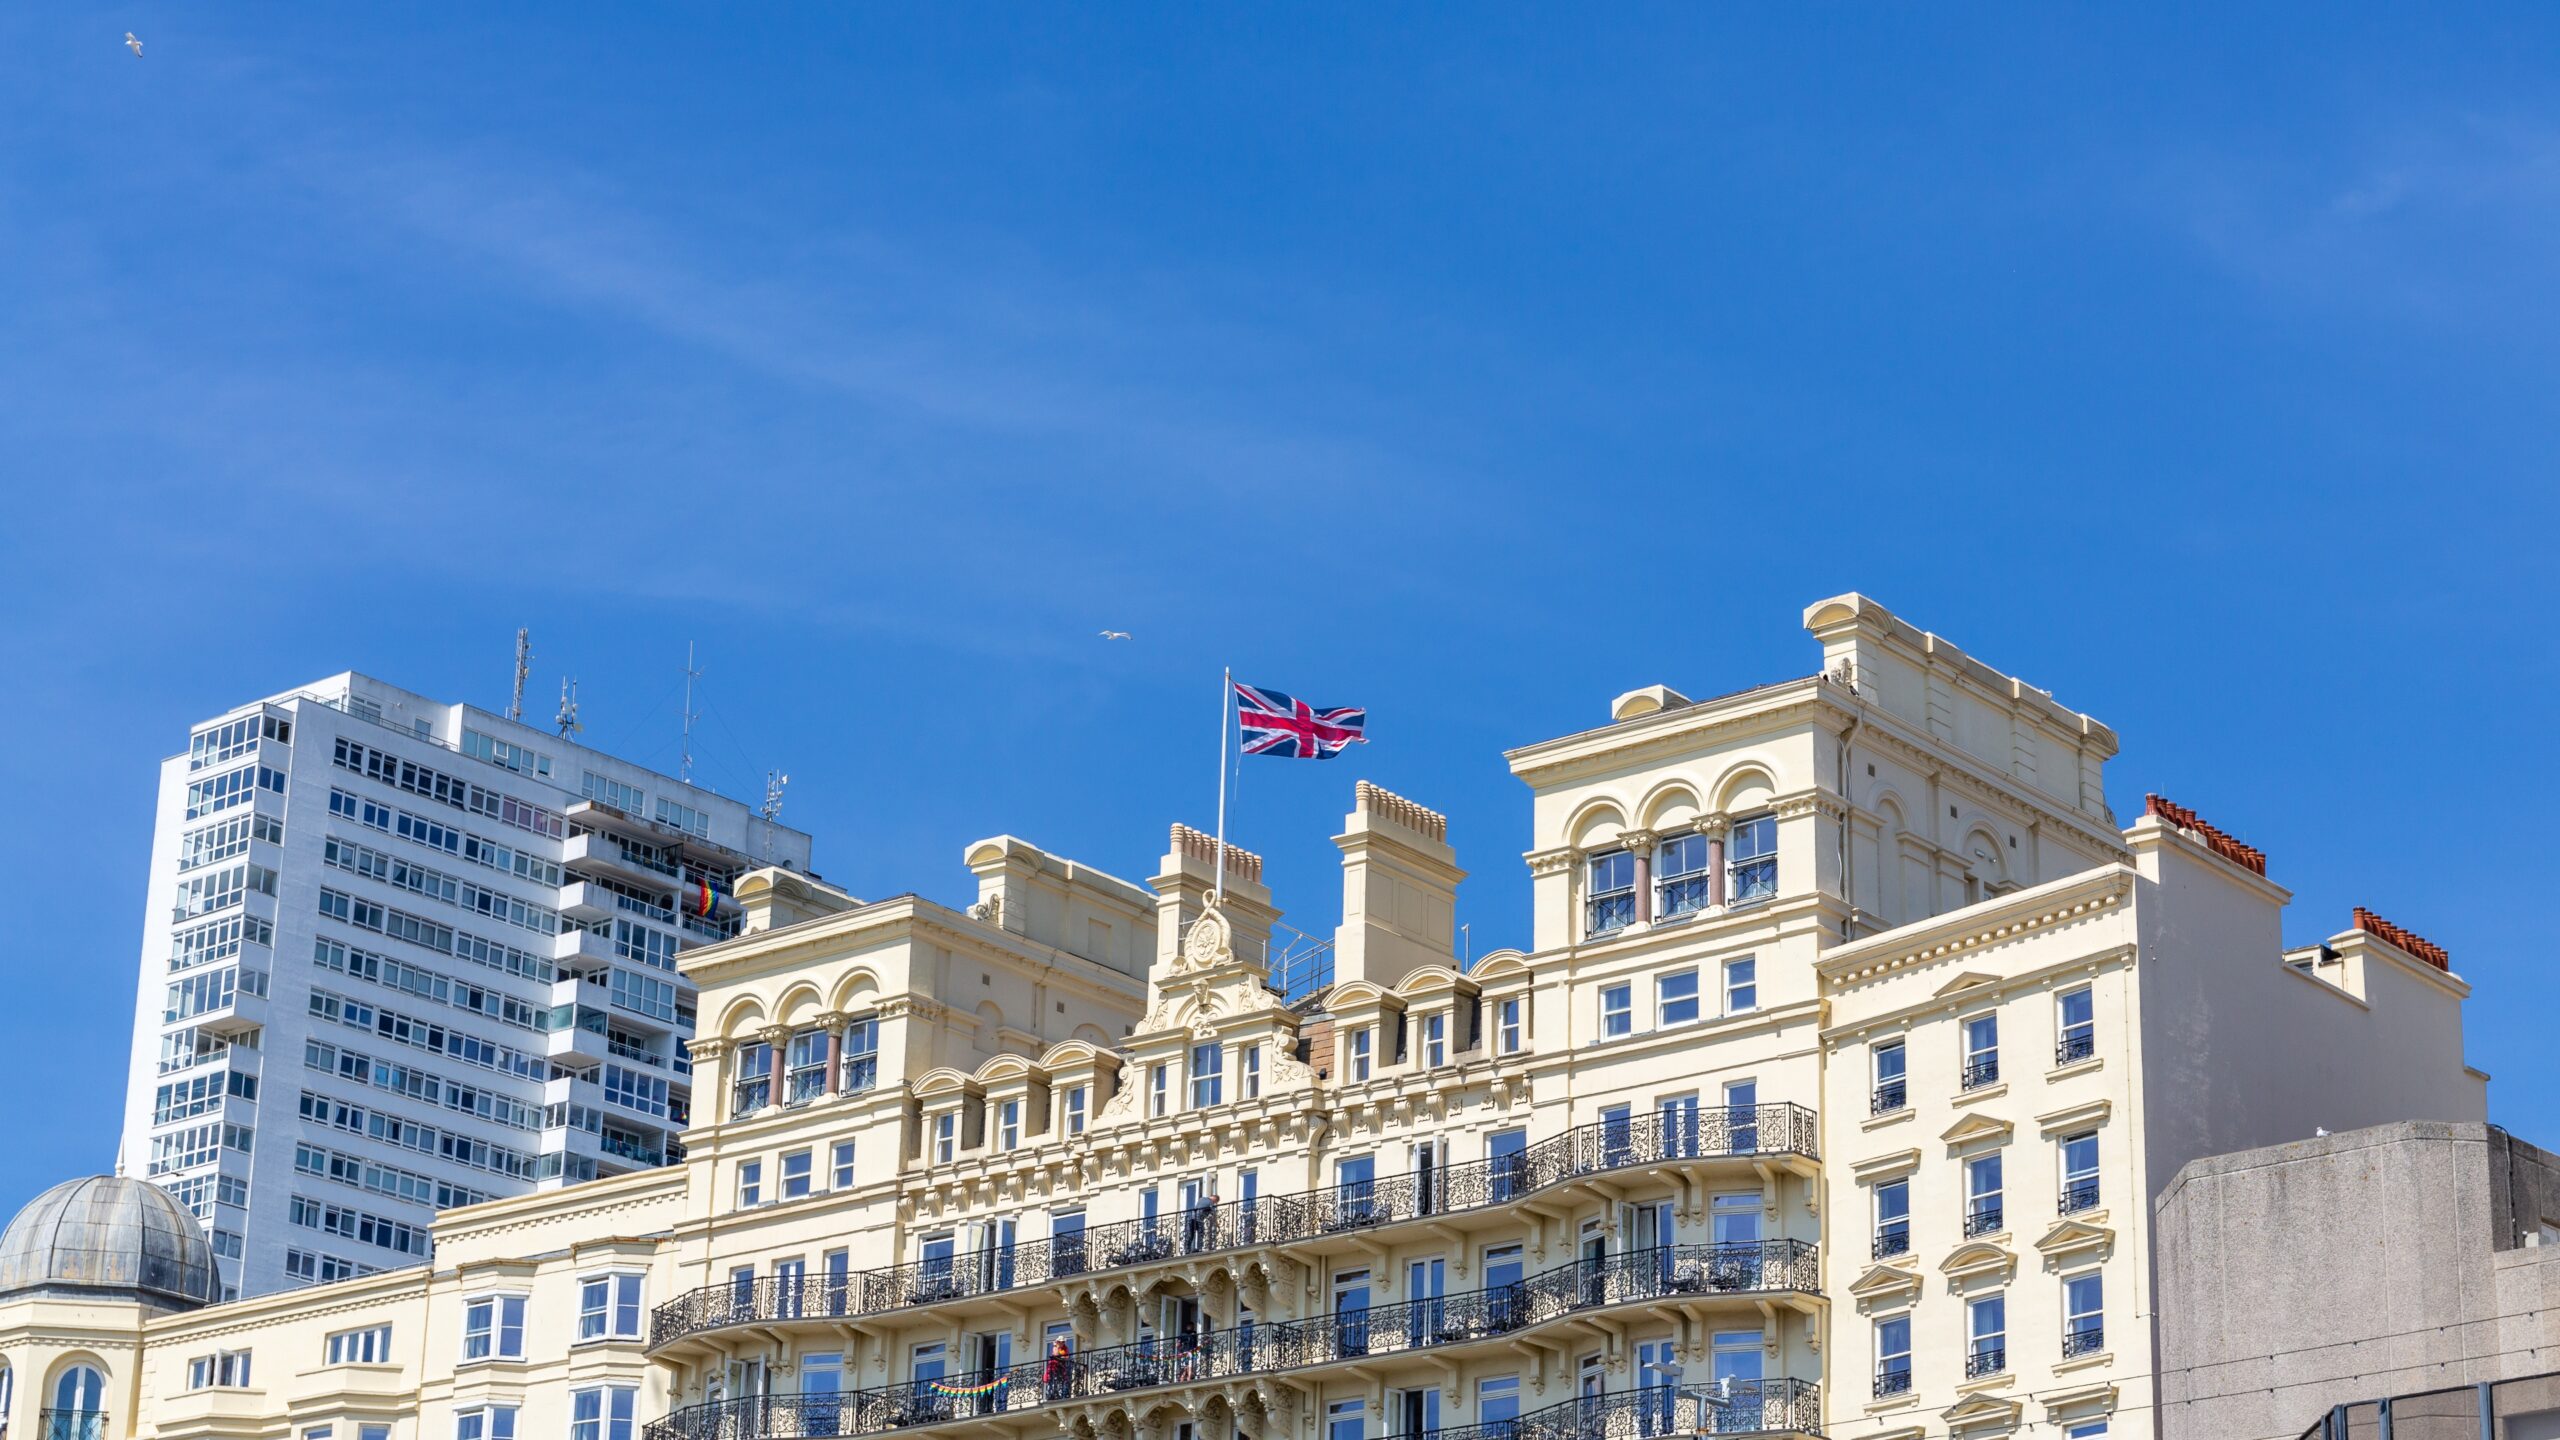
xmin=1098 ymin=630 xmax=1132 ymax=641
xmin=126 ymin=32 xmax=143 ymax=56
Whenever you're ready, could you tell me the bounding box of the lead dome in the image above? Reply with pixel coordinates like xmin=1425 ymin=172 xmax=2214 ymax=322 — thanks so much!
xmin=0 ymin=1175 xmax=216 ymax=1310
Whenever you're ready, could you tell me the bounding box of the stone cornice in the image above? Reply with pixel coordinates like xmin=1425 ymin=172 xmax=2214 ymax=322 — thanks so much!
xmin=1816 ymin=866 xmax=2136 ymax=988
xmin=1502 ymin=679 xmax=1829 ymax=783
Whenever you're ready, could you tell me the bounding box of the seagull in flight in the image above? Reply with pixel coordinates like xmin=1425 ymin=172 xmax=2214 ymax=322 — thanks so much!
xmin=126 ymin=31 xmax=143 ymax=56
xmin=1098 ymin=630 xmax=1132 ymax=641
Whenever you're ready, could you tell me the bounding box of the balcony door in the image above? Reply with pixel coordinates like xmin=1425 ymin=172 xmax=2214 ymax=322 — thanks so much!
xmin=1405 ymin=1258 xmax=1446 ymax=1345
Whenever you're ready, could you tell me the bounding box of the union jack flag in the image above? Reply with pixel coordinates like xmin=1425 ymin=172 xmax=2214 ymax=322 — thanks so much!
xmin=1235 ymin=681 xmax=1367 ymax=760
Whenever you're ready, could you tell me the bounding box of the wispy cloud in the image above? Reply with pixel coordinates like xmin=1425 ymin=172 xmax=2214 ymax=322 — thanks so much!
xmin=2151 ymin=113 xmax=2560 ymax=324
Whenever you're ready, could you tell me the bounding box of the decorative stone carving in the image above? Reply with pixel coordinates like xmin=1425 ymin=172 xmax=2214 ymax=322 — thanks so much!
xmin=1179 ymin=906 xmax=1233 ymax=972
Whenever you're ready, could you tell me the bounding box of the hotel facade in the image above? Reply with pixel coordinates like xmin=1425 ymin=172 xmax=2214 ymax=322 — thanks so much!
xmin=3 ymin=595 xmax=2488 ymax=1440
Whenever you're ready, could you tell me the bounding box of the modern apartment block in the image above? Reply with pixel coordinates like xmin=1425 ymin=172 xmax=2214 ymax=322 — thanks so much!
xmin=115 ymin=673 xmax=814 ymax=1299
xmin=14 ymin=595 xmax=2490 ymax=1440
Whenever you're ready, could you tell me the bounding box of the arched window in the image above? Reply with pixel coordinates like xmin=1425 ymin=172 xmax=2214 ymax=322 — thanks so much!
xmin=51 ymin=1364 xmax=105 ymax=1431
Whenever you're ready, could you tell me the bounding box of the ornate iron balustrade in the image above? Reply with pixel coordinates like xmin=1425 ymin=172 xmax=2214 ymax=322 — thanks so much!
xmin=1964 ymin=1346 xmax=2006 ymax=1379
xmin=2062 ymin=1323 xmax=2104 ymax=1358
xmin=1426 ymin=1383 xmax=1825 ymax=1440
xmin=2058 ymin=1180 xmax=2100 ymax=1215
xmin=1870 ymin=1225 xmax=1909 ymax=1260
xmin=2056 ymin=1032 xmax=2095 ymax=1067
xmin=41 ymin=1412 xmax=112 ymax=1440
xmin=643 ymin=1245 xmax=1819 ymax=1440
xmin=1868 ymin=1081 xmax=1905 ymax=1116
xmin=1871 ymin=1367 xmax=1912 ymax=1399
xmin=650 ymin=1105 xmax=1818 ymax=1350
xmin=1962 ymin=1204 xmax=2004 ymax=1238
xmin=1960 ymin=1057 xmax=2000 ymax=1090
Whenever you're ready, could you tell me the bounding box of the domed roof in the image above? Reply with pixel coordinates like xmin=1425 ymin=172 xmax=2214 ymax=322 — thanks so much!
xmin=0 ymin=1175 xmax=216 ymax=1310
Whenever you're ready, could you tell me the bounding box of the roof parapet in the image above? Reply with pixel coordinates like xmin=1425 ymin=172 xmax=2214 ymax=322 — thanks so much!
xmin=2352 ymin=907 xmax=2451 ymax=971
xmin=1169 ymin=824 xmax=1261 ymax=886
xmin=1353 ymin=781 xmax=1447 ymax=844
xmin=2143 ymin=794 xmax=2267 ymax=877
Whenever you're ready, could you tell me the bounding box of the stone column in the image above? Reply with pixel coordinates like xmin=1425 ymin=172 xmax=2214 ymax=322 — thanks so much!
xmin=815 ymin=1012 xmax=844 ymax=1097
xmin=759 ymin=1025 xmax=792 ymax=1110
xmin=1700 ymin=815 xmax=1731 ymax=910
xmin=1623 ymin=830 xmax=1656 ymax=925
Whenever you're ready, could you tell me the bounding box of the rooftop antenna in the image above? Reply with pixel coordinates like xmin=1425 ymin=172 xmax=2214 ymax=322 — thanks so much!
xmin=555 ymin=678 xmax=583 ymax=739
xmin=508 ymin=628 xmax=533 ymax=720
xmin=679 ymin=641 xmax=701 ymax=786
xmin=761 ymin=770 xmax=790 ymax=824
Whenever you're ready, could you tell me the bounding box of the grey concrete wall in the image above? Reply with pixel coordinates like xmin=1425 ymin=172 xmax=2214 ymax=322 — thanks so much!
xmin=2155 ymin=1121 xmax=2560 ymax=1440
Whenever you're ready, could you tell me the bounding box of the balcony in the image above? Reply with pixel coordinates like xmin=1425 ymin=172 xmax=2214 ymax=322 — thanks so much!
xmin=1585 ymin=892 xmax=1636 ymax=937
xmin=564 ymin=831 xmax=681 ymax=887
xmin=644 ymin=1249 xmax=1819 ymax=1440
xmin=2059 ymin=1180 xmax=2100 ymax=1216
xmin=1963 ymin=1204 xmax=2004 ymax=1238
xmin=1871 ymin=1225 xmax=1910 ymax=1260
xmin=2062 ymin=1323 xmax=2104 ymax=1359
xmin=1872 ymin=1367 xmax=1912 ymax=1399
xmin=1960 ymin=1056 xmax=2000 ymax=1091
xmin=2056 ymin=1031 xmax=2096 ymax=1067
xmin=649 ymin=1104 xmax=1821 ymax=1352
xmin=554 ymin=924 xmax=618 ymax=966
xmin=1869 ymin=1080 xmax=1906 ymax=1116
xmin=40 ymin=1412 xmax=110 ymax=1440
xmin=558 ymin=881 xmax=616 ymax=924
xmin=1964 ymin=1346 xmax=2006 ymax=1379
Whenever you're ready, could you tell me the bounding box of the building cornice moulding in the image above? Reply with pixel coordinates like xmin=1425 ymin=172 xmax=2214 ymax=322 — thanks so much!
xmin=1816 ymin=866 xmax=2135 ymax=987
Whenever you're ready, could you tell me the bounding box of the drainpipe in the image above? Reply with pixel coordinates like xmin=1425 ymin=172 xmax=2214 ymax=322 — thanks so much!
xmin=1835 ymin=686 xmax=1866 ymax=941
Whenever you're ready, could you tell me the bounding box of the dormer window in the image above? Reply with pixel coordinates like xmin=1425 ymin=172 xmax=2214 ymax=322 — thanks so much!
xmin=1421 ymin=1013 xmax=1446 ymax=1068
xmin=997 ymin=1099 xmax=1022 ymax=1150
xmin=1497 ymin=997 xmax=1524 ymax=1054
xmin=932 ymin=1112 xmax=956 ymax=1164
xmin=1586 ymin=852 xmax=1637 ymax=935
xmin=1655 ymin=834 xmax=1713 ymax=919
xmin=1064 ymin=1085 xmax=1088 ymax=1135
xmin=1150 ymin=1064 xmax=1170 ymax=1117
xmin=1728 ymin=815 xmax=1778 ymax=905
xmin=1350 ymin=1028 xmax=1373 ymax=1082
xmin=1240 ymin=1044 xmax=1262 ymax=1100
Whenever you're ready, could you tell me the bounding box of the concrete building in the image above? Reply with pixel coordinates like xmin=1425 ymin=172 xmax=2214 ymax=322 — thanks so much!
xmin=2154 ymin=1121 xmax=2560 ymax=1440
xmin=9 ymin=595 xmax=2494 ymax=1440
xmin=117 ymin=673 xmax=814 ymax=1299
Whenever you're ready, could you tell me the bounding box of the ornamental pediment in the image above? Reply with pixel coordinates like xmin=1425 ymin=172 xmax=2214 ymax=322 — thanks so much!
xmin=1932 ymin=970 xmax=2002 ymax=998
xmin=1847 ymin=1263 xmax=1922 ymax=1301
xmin=1943 ymin=1392 xmax=2023 ymax=1431
xmin=2035 ymin=1217 xmax=2115 ymax=1260
xmin=1938 ymin=1242 xmax=2016 ymax=1283
xmin=1940 ymin=1113 xmax=2014 ymax=1147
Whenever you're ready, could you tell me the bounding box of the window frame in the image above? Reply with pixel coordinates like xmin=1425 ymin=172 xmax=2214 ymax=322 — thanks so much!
xmin=1656 ymin=969 xmax=1701 ymax=1028
xmin=462 ymin=1293 xmax=528 ymax=1363
xmin=577 ymin=1271 xmax=644 ymax=1342
xmin=1722 ymin=956 xmax=1758 ymax=1015
xmin=1600 ymin=983 xmax=1633 ymax=1039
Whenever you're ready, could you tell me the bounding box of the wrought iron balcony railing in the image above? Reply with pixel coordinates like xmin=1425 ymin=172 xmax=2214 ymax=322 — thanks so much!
xmin=1964 ymin=1346 xmax=2006 ymax=1379
xmin=1426 ymin=1383 xmax=1824 ymax=1440
xmin=646 ymin=1271 xmax=1822 ymax=1440
xmin=41 ymin=1412 xmax=111 ymax=1440
xmin=2062 ymin=1323 xmax=2105 ymax=1358
xmin=1868 ymin=1080 xmax=1906 ymax=1116
xmin=1962 ymin=1204 xmax=2004 ymax=1238
xmin=1870 ymin=1225 xmax=1909 ymax=1260
xmin=650 ymin=1104 xmax=1819 ymax=1350
xmin=1960 ymin=1057 xmax=2000 ymax=1090
xmin=2058 ymin=1180 xmax=2100 ymax=1215
xmin=2056 ymin=1031 xmax=2095 ymax=1067
xmin=1871 ymin=1367 xmax=1912 ymax=1399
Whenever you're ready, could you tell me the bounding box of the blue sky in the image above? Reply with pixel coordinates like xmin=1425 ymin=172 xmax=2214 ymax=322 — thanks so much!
xmin=3 ymin=6 xmax=2556 ymax=1221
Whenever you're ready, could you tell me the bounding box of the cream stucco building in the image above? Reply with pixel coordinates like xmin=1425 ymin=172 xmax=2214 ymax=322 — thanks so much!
xmin=1 ymin=595 xmax=2488 ymax=1440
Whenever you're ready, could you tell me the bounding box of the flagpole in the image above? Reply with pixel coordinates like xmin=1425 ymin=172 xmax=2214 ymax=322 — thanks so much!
xmin=1214 ymin=666 xmax=1230 ymax=904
